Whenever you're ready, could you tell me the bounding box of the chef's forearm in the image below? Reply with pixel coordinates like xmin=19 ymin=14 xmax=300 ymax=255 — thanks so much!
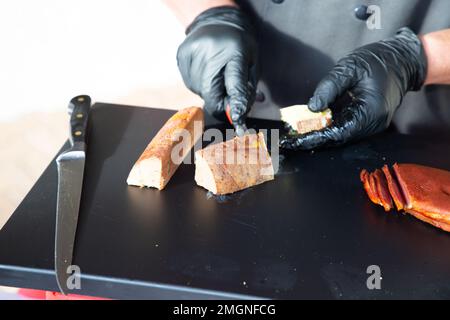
xmin=421 ymin=29 xmax=450 ymax=85
xmin=162 ymin=0 xmax=237 ymax=27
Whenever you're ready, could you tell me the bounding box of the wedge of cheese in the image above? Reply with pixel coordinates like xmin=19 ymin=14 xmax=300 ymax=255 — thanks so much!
xmin=194 ymin=132 xmax=274 ymax=195
xmin=281 ymin=105 xmax=332 ymax=134
xmin=127 ymin=107 xmax=204 ymax=190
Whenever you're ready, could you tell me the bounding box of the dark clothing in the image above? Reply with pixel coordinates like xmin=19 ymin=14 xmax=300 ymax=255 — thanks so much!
xmin=237 ymin=0 xmax=450 ymax=134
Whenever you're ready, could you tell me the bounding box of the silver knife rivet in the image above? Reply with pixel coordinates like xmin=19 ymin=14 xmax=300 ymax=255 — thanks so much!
xmin=76 ymin=113 xmax=83 ymax=119
xmin=77 ymin=97 xmax=85 ymax=102
xmin=74 ymin=130 xmax=82 ymax=136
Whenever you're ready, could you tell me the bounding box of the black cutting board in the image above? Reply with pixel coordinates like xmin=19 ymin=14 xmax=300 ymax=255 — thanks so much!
xmin=0 ymin=103 xmax=449 ymax=299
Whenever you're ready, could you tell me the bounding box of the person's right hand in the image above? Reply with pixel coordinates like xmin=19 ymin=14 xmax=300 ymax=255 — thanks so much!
xmin=177 ymin=6 xmax=258 ymax=130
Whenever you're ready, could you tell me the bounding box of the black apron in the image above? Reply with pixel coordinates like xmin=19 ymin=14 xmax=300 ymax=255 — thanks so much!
xmin=236 ymin=0 xmax=450 ymax=135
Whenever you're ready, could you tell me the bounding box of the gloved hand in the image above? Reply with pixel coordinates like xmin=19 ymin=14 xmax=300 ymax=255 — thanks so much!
xmin=177 ymin=6 xmax=258 ymax=130
xmin=280 ymin=27 xmax=427 ymax=150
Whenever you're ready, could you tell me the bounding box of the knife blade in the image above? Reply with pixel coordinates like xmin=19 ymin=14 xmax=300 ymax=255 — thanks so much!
xmin=225 ymin=103 xmax=248 ymax=137
xmin=55 ymin=95 xmax=91 ymax=294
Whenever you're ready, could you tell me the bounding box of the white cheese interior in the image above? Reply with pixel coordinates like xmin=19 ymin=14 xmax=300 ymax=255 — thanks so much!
xmin=280 ymin=105 xmax=332 ymax=131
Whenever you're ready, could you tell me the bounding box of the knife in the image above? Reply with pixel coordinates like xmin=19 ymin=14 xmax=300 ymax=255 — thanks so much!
xmin=55 ymin=95 xmax=91 ymax=294
xmin=225 ymin=100 xmax=248 ymax=137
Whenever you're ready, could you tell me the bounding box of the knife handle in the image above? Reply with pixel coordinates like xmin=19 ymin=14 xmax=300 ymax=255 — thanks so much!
xmin=225 ymin=104 xmax=233 ymax=126
xmin=68 ymin=95 xmax=91 ymax=145
xmin=223 ymin=96 xmax=233 ymax=126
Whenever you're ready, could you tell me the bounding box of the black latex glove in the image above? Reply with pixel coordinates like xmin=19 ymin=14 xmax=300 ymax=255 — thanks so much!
xmin=177 ymin=6 xmax=258 ymax=129
xmin=280 ymin=27 xmax=427 ymax=150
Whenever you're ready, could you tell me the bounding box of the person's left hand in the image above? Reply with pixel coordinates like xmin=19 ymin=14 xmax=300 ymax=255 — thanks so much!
xmin=280 ymin=27 xmax=427 ymax=150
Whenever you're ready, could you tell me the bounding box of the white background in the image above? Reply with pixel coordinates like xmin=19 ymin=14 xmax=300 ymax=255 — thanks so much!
xmin=0 ymin=0 xmax=187 ymax=121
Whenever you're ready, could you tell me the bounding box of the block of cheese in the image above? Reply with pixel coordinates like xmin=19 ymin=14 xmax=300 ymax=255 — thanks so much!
xmin=281 ymin=105 xmax=332 ymax=134
xmin=194 ymin=132 xmax=274 ymax=195
xmin=127 ymin=107 xmax=204 ymax=190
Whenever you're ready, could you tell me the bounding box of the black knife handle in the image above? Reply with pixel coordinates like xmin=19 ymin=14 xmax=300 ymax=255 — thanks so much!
xmin=68 ymin=95 xmax=91 ymax=145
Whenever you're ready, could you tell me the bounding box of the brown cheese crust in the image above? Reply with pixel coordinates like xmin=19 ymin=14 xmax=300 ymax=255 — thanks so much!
xmin=194 ymin=132 xmax=274 ymax=195
xmin=296 ymin=117 xmax=332 ymax=134
xmin=127 ymin=107 xmax=204 ymax=190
